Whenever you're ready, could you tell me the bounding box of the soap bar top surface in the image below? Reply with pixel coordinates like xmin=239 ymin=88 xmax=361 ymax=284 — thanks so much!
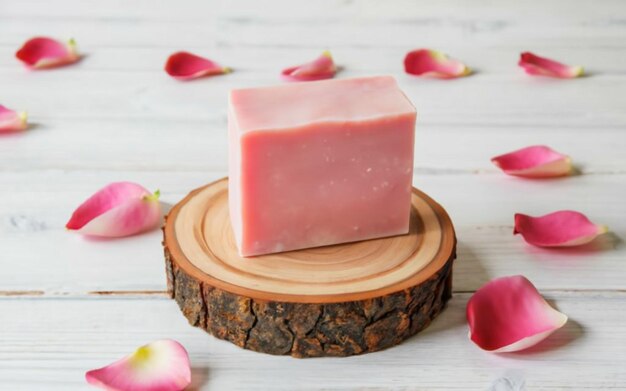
xmin=230 ymin=76 xmax=415 ymax=133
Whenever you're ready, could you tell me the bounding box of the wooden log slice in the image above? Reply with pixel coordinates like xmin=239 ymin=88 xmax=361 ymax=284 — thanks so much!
xmin=163 ymin=177 xmax=456 ymax=358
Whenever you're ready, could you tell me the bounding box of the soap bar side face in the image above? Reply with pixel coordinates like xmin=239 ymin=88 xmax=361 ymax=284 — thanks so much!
xmin=237 ymin=114 xmax=415 ymax=256
xmin=228 ymin=105 xmax=243 ymax=249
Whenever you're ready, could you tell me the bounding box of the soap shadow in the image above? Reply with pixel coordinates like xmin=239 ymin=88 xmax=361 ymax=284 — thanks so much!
xmin=187 ymin=367 xmax=210 ymax=390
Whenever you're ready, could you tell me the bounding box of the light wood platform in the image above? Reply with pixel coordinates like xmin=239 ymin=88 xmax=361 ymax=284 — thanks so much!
xmin=163 ymin=178 xmax=456 ymax=357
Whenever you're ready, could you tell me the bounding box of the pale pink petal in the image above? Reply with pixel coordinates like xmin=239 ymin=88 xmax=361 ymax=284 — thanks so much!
xmin=519 ymin=52 xmax=583 ymax=79
xmin=491 ymin=145 xmax=572 ymax=178
xmin=467 ymin=275 xmax=567 ymax=352
xmin=514 ymin=210 xmax=608 ymax=247
xmin=66 ymin=182 xmax=162 ymax=237
xmin=0 ymin=105 xmax=27 ymax=133
xmin=86 ymin=339 xmax=191 ymax=391
xmin=404 ymin=49 xmax=470 ymax=78
xmin=164 ymin=51 xmax=231 ymax=80
xmin=281 ymin=50 xmax=337 ymax=81
xmin=16 ymin=37 xmax=79 ymax=69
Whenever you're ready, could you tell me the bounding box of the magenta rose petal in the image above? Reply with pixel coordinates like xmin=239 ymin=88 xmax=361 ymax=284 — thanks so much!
xmin=514 ymin=210 xmax=608 ymax=247
xmin=86 ymin=339 xmax=191 ymax=391
xmin=519 ymin=52 xmax=583 ymax=78
xmin=467 ymin=275 xmax=568 ymax=353
xmin=164 ymin=51 xmax=231 ymax=80
xmin=281 ymin=50 xmax=337 ymax=82
xmin=0 ymin=105 xmax=27 ymax=133
xmin=16 ymin=37 xmax=79 ymax=69
xmin=491 ymin=145 xmax=572 ymax=178
xmin=66 ymin=182 xmax=162 ymax=238
xmin=404 ymin=49 xmax=470 ymax=78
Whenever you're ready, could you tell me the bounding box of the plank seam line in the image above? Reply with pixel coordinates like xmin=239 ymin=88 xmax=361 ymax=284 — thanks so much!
xmin=1 ymin=289 xmax=626 ymax=298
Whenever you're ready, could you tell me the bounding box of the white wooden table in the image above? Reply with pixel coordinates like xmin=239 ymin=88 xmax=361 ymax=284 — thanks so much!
xmin=1 ymin=0 xmax=625 ymax=389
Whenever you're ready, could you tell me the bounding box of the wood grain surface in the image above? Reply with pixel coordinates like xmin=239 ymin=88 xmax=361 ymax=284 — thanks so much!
xmin=165 ymin=178 xmax=456 ymax=300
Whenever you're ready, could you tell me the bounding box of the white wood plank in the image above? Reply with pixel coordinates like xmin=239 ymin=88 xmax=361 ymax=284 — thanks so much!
xmin=0 ymin=170 xmax=623 ymax=294
xmin=2 ymin=0 xmax=626 ymax=50
xmin=0 ymin=293 xmax=624 ymax=390
xmin=0 ymin=68 xmax=625 ymax=127
xmin=0 ymin=119 xmax=624 ymax=173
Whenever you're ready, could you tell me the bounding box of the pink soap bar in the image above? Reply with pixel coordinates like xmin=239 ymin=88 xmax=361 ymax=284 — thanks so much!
xmin=228 ymin=76 xmax=416 ymax=256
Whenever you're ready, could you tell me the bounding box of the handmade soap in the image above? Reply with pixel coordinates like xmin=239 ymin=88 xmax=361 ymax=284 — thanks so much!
xmin=228 ymin=76 xmax=416 ymax=256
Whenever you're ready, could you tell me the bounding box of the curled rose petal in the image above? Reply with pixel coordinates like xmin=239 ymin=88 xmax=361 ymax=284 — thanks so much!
xmin=15 ymin=37 xmax=79 ymax=69
xmin=0 ymin=105 xmax=27 ymax=133
xmin=519 ymin=52 xmax=583 ymax=79
xmin=467 ymin=275 xmax=567 ymax=352
xmin=514 ymin=210 xmax=608 ymax=247
xmin=281 ymin=50 xmax=337 ymax=81
xmin=165 ymin=51 xmax=231 ymax=80
xmin=86 ymin=339 xmax=191 ymax=391
xmin=66 ymin=182 xmax=162 ymax=237
xmin=404 ymin=49 xmax=470 ymax=78
xmin=491 ymin=145 xmax=572 ymax=178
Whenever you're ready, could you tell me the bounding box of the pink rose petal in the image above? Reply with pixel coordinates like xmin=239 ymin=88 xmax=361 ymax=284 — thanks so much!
xmin=281 ymin=50 xmax=337 ymax=82
xmin=86 ymin=339 xmax=191 ymax=391
xmin=514 ymin=210 xmax=608 ymax=247
xmin=404 ymin=49 xmax=470 ymax=78
xmin=66 ymin=182 xmax=162 ymax=237
xmin=0 ymin=105 xmax=27 ymax=133
xmin=491 ymin=145 xmax=572 ymax=178
xmin=519 ymin=52 xmax=583 ymax=79
xmin=16 ymin=37 xmax=79 ymax=69
xmin=467 ymin=275 xmax=567 ymax=352
xmin=164 ymin=51 xmax=231 ymax=80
